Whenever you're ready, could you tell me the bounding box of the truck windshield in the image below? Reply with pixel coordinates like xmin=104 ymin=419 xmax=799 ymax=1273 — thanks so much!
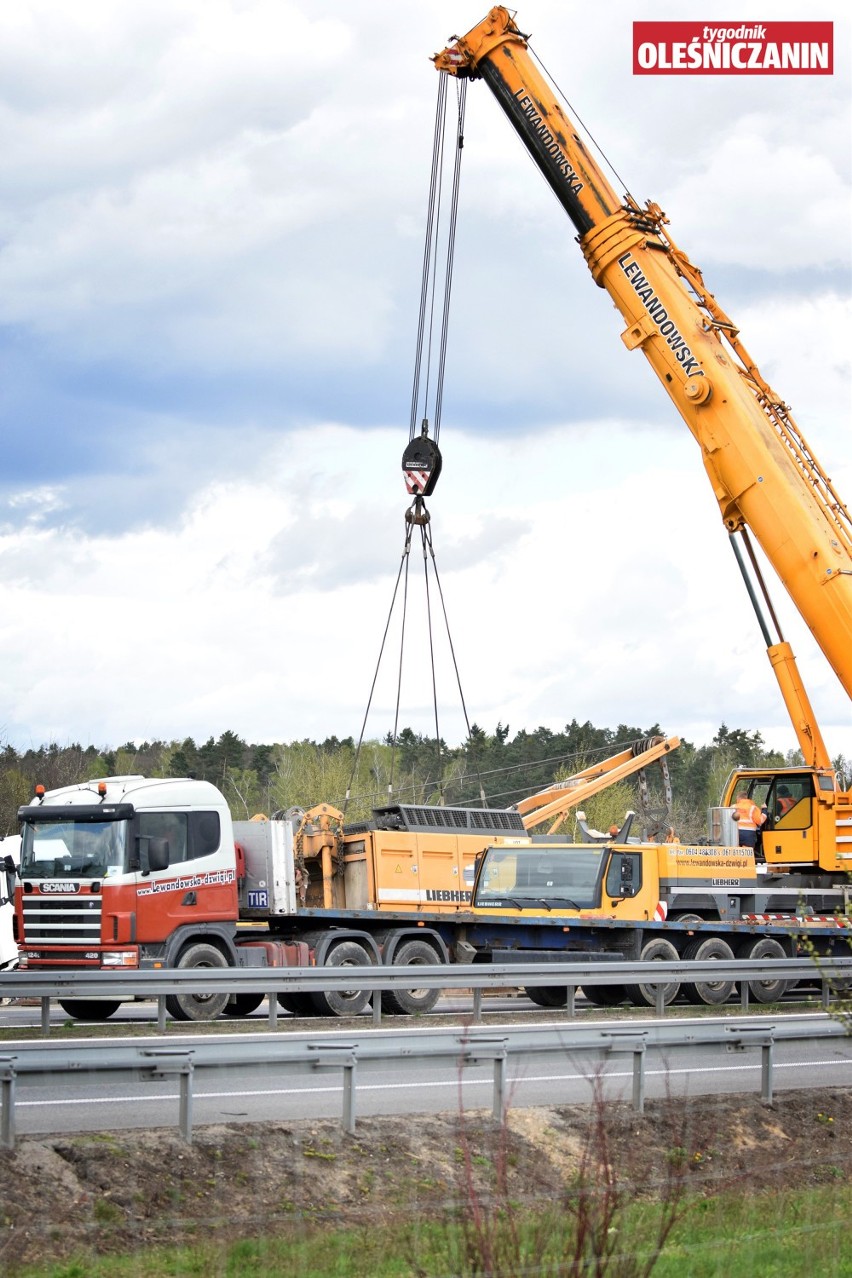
xmin=474 ymin=845 xmax=605 ymax=909
xmin=20 ymin=820 xmax=128 ymax=879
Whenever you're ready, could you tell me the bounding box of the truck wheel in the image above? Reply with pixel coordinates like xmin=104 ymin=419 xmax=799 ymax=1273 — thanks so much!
xmin=524 ymin=986 xmax=568 ymax=1008
xmin=625 ymin=938 xmax=680 ymax=1007
xmin=277 ymin=992 xmax=318 ymax=1016
xmin=165 ymin=943 xmax=230 ymax=1021
xmin=311 ymin=940 xmax=372 ymax=1016
xmin=681 ymin=937 xmax=736 ymax=1005
xmin=382 ymin=940 xmax=441 ymax=1014
xmin=738 ymin=936 xmax=789 ymax=1003
xmin=223 ymin=993 xmax=265 ymax=1017
xmin=58 ymin=999 xmax=122 ymax=1021
xmin=580 ymin=985 xmax=628 ymax=1007
xmin=669 ymin=912 xmax=703 ymax=929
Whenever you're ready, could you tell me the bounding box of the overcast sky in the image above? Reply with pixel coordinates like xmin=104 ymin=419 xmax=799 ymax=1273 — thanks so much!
xmin=0 ymin=0 xmax=850 ymax=767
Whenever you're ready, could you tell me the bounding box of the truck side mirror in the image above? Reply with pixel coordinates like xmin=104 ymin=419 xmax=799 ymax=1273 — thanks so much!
xmin=620 ymin=858 xmax=635 ymax=896
xmin=146 ymin=838 xmax=170 ymax=873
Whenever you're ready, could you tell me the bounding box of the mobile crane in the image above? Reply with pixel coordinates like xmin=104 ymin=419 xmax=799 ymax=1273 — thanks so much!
xmin=433 ymin=8 xmax=852 ymax=886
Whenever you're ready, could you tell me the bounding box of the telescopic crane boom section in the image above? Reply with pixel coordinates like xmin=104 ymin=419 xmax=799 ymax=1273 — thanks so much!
xmin=434 ymin=8 xmax=852 ymax=719
xmin=515 ymin=735 xmax=679 ymax=833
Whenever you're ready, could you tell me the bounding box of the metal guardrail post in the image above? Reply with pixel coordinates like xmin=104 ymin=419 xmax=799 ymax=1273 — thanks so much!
xmin=565 ymin=985 xmax=575 ymax=1018
xmin=156 ymin=997 xmax=167 ymax=1034
xmin=41 ymin=997 xmax=51 ymax=1037
xmin=463 ymin=1038 xmax=509 ymax=1122
xmin=179 ymin=1060 xmax=194 ymax=1141
xmin=761 ymin=1037 xmax=774 ymax=1104
xmin=371 ymin=990 xmax=382 ymax=1026
xmin=267 ymin=992 xmax=278 ymax=1031
xmin=740 ymin=981 xmax=750 ymax=1011
xmin=633 ymin=1041 xmax=647 ymax=1112
xmin=0 ymin=1055 xmax=17 ymax=1150
xmin=822 ymin=979 xmax=831 ymax=1011
xmin=472 ymin=988 xmax=483 ymax=1023
xmin=724 ymin=1026 xmax=775 ymax=1105
xmin=654 ymin=985 xmax=666 ymax=1018
xmin=604 ymin=1032 xmax=648 ymax=1113
xmin=142 ymin=1050 xmax=195 ymax=1143
xmin=308 ymin=1044 xmax=358 ymax=1134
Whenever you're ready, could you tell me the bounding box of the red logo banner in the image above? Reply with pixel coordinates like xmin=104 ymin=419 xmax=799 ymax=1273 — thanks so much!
xmin=633 ymin=22 xmax=833 ymax=75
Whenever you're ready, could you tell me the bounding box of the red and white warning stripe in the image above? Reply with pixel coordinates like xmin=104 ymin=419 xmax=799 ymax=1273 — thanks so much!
xmin=741 ymin=912 xmax=852 ymax=928
xmin=404 ymin=469 xmax=430 ymax=495
xmin=653 ymin=900 xmax=668 ymax=922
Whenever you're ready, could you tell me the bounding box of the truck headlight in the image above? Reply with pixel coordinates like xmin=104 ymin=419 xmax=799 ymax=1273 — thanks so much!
xmin=102 ymin=951 xmax=138 ymax=968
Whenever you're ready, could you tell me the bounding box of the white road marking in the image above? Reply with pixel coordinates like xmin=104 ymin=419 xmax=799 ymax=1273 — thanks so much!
xmin=17 ymin=1056 xmax=847 ymax=1108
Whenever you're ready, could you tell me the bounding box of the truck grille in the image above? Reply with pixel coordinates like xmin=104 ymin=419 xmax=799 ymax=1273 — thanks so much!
xmin=22 ymin=895 xmax=102 ymax=943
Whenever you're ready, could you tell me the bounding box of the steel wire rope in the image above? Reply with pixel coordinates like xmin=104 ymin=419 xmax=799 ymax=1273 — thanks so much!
xmin=417 ymin=521 xmax=445 ymax=803
xmin=342 ymin=520 xmax=414 ymax=816
xmin=432 ymin=77 xmax=466 ymax=446
xmin=388 ymin=527 xmax=413 ymax=802
xmin=409 ymin=73 xmax=448 ymax=442
xmin=345 ymin=78 xmax=487 ymax=815
xmin=528 ymin=44 xmax=638 ymax=208
xmin=346 ymin=76 xmax=458 ymax=817
xmin=421 ymin=516 xmax=489 ymax=806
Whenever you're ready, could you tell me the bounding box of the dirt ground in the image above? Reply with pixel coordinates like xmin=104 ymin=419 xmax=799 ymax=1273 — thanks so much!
xmin=1 ymin=1086 xmax=850 ymax=1274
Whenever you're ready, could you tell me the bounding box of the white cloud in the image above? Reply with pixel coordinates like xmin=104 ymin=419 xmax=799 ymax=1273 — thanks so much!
xmin=1 ymin=423 xmax=850 ymax=763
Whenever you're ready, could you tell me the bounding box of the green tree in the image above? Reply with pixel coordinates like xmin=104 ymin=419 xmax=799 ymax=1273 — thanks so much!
xmin=0 ymin=767 xmax=31 ymax=837
xmin=223 ymin=768 xmax=265 ymax=820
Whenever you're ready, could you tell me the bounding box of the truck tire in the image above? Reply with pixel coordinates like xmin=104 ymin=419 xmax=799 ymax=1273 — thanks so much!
xmin=738 ymin=936 xmax=789 ymax=1003
xmin=580 ymin=984 xmax=628 ymax=1007
xmin=382 ymin=940 xmax=441 ymax=1014
xmin=277 ymin=992 xmax=318 ymax=1017
xmin=681 ymin=937 xmax=736 ymax=1005
xmin=524 ymin=986 xmax=568 ymax=1009
xmin=58 ymin=999 xmax=122 ymax=1021
xmin=625 ymin=938 xmax=680 ymax=1008
xmin=223 ymin=993 xmax=265 ymax=1017
xmin=165 ymin=942 xmax=230 ymax=1021
xmin=669 ymin=912 xmax=703 ymax=929
xmin=310 ymin=940 xmax=372 ymax=1016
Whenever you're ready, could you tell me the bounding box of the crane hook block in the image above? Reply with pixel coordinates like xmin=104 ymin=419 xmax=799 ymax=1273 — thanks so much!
xmin=402 ymin=435 xmax=442 ymax=497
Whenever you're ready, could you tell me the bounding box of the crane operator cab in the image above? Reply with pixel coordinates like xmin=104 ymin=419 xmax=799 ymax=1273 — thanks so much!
xmin=720 ymin=771 xmax=819 ymax=869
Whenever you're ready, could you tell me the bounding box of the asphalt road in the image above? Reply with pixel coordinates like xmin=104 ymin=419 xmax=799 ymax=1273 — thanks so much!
xmin=5 ymin=1010 xmax=851 ymax=1137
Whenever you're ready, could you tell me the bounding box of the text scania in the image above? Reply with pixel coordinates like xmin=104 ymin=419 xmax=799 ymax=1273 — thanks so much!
xmin=512 ymin=89 xmax=584 ymax=195
xmin=618 ymin=253 xmax=704 ymax=377
xmin=633 ymin=22 xmax=833 ymax=76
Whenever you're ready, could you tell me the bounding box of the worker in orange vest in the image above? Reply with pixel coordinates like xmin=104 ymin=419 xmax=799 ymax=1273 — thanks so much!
xmin=776 ymin=785 xmax=796 ymax=818
xmin=732 ymin=794 xmax=767 ymax=849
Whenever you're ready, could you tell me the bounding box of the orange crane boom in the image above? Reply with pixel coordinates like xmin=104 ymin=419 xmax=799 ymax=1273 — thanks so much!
xmin=434 ymin=9 xmax=852 ymax=771
xmin=515 ymin=735 xmax=680 ymax=833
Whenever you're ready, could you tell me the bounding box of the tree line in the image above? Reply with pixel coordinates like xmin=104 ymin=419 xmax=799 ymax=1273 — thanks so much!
xmin=2 ymin=719 xmax=839 ymax=843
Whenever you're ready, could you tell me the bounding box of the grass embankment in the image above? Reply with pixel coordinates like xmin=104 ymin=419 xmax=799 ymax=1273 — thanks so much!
xmin=11 ymin=1185 xmax=851 ymax=1278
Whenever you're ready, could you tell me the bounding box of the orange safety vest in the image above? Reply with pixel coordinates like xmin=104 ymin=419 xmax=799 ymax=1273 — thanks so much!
xmin=734 ymin=797 xmax=766 ymax=831
xmin=777 ymin=795 xmax=795 ymax=816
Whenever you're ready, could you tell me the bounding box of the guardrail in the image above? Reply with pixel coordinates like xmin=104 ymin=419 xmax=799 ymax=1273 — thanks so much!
xmin=1 ymin=956 xmax=851 ymax=1034
xmin=1 ymin=1012 xmax=847 ymax=1149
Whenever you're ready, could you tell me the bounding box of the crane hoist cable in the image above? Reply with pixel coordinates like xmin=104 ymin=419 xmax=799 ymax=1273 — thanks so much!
xmin=344 ymin=73 xmax=488 ymax=816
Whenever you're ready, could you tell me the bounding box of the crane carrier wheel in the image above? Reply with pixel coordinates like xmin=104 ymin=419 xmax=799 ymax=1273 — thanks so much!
xmin=680 ymin=937 xmax=736 ymax=1005
xmin=737 ymin=936 xmax=790 ymax=1003
xmin=624 ymin=938 xmax=680 ymax=1007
